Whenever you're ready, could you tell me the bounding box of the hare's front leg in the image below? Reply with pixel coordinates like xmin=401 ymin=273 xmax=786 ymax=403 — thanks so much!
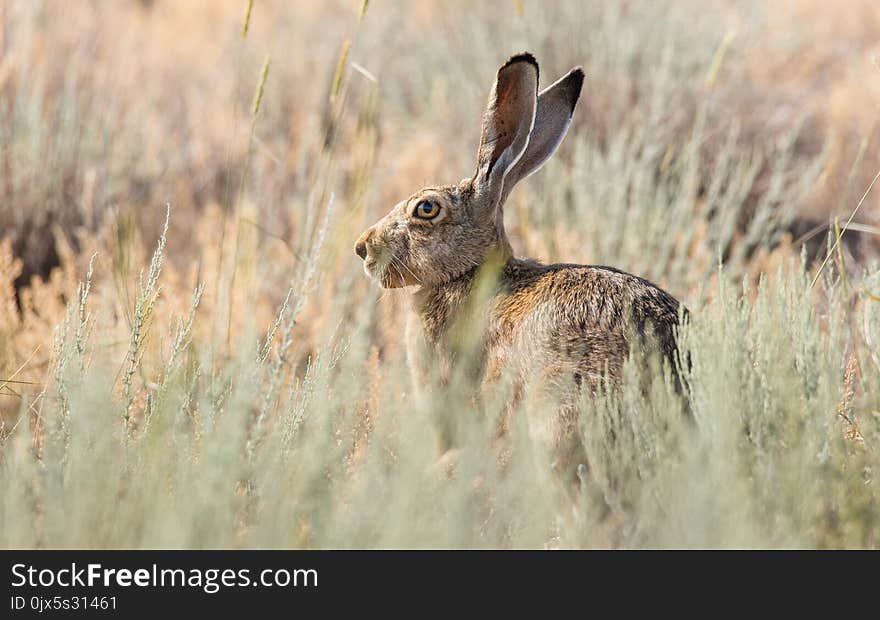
xmin=405 ymin=311 xmax=458 ymax=454
xmin=405 ymin=310 xmax=431 ymax=410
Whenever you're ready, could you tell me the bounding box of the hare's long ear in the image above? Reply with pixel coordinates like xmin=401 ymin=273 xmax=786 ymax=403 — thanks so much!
xmin=500 ymin=67 xmax=584 ymax=204
xmin=473 ymin=53 xmax=539 ymax=214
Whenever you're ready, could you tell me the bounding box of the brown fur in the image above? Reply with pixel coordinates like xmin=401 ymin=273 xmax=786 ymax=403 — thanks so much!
xmin=355 ymin=53 xmax=686 ymax=472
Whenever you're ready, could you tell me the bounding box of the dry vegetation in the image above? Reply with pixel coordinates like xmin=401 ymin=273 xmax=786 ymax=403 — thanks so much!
xmin=0 ymin=0 xmax=879 ymax=548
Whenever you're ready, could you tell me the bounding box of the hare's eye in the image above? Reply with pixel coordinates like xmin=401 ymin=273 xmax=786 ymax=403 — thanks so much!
xmin=413 ymin=200 xmax=441 ymax=220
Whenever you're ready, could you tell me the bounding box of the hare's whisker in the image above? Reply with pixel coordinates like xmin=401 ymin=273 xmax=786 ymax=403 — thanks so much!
xmin=394 ymin=257 xmax=422 ymax=284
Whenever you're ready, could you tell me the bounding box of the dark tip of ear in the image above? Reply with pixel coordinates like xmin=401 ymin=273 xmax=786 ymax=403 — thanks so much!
xmin=563 ymin=67 xmax=585 ymax=111
xmin=500 ymin=52 xmax=539 ymax=80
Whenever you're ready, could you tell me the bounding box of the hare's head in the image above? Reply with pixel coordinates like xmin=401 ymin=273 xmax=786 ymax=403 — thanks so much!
xmin=355 ymin=53 xmax=584 ymax=288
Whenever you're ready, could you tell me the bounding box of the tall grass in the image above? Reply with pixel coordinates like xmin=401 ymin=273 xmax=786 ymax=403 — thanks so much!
xmin=1 ymin=238 xmax=877 ymax=548
xmin=0 ymin=0 xmax=878 ymax=548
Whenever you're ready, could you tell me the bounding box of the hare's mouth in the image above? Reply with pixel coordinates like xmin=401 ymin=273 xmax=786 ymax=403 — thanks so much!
xmin=362 ymin=256 xmax=381 ymax=280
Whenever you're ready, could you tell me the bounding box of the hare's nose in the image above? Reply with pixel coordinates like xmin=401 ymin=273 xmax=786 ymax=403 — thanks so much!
xmin=354 ymin=229 xmax=374 ymax=260
xmin=355 ymin=240 xmax=368 ymax=260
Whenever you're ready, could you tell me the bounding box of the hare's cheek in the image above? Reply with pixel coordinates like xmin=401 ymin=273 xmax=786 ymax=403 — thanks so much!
xmin=404 ymin=245 xmax=427 ymax=271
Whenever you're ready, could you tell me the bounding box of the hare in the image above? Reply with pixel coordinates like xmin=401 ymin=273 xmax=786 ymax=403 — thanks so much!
xmin=355 ymin=53 xmax=685 ymax=469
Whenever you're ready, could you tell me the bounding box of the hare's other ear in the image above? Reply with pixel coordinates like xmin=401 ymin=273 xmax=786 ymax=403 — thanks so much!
xmin=473 ymin=53 xmax=539 ymax=213
xmin=501 ymin=67 xmax=584 ymax=203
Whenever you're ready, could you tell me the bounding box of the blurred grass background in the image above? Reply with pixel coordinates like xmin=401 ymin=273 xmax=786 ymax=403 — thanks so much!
xmin=0 ymin=0 xmax=879 ymax=548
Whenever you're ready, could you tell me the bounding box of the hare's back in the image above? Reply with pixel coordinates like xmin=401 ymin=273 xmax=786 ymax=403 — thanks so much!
xmin=504 ymin=261 xmax=681 ymax=323
xmin=499 ymin=260 xmax=684 ymax=378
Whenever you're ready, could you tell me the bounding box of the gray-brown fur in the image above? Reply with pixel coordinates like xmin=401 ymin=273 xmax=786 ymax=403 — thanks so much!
xmin=410 ymin=254 xmax=683 ymax=390
xmin=355 ymin=53 xmax=686 ymax=468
